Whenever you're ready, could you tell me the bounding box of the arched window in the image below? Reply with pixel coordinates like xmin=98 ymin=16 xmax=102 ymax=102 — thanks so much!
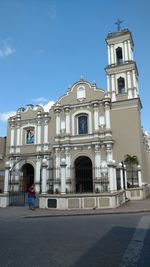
xmin=26 ymin=128 xmax=34 ymax=144
xmin=116 ymin=47 xmax=123 ymax=64
xmin=117 ymin=77 xmax=126 ymax=94
xmin=78 ymin=114 xmax=88 ymax=134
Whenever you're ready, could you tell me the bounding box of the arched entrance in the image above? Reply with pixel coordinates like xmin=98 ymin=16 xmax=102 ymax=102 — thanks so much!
xmin=9 ymin=163 xmax=34 ymax=207
xmin=75 ymin=156 xmax=93 ymax=193
xmin=21 ymin=163 xmax=34 ymax=192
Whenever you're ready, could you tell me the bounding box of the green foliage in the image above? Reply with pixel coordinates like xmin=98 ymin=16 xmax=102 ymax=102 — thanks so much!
xmin=124 ymin=154 xmax=139 ymax=170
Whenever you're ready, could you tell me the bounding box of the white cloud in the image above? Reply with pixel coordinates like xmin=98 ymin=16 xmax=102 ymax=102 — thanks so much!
xmin=32 ymin=98 xmax=55 ymax=111
xmin=0 ymin=40 xmax=15 ymax=59
xmin=0 ymin=100 xmax=55 ymax=124
xmin=0 ymin=111 xmax=16 ymax=122
xmin=32 ymin=97 xmax=48 ymax=103
xmin=43 ymin=101 xmax=55 ymax=111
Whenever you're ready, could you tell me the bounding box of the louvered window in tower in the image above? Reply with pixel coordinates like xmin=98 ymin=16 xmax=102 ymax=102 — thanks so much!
xmin=118 ymin=77 xmax=126 ymax=94
xmin=116 ymin=47 xmax=123 ymax=64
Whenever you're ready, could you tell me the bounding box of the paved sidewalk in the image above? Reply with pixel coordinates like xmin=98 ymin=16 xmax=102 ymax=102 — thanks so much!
xmin=0 ymin=198 xmax=150 ymax=219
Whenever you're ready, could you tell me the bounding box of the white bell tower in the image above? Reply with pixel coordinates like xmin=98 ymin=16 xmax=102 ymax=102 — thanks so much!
xmin=105 ymin=21 xmax=139 ymax=102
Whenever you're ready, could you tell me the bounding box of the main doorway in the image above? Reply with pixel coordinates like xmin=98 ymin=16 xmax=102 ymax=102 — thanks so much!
xmin=75 ymin=156 xmax=93 ymax=193
xmin=21 ymin=163 xmax=34 ymax=192
xmin=9 ymin=163 xmax=34 ymax=206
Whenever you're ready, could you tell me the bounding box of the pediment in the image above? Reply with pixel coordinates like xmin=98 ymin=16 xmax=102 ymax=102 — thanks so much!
xmin=55 ymin=80 xmax=105 ymax=106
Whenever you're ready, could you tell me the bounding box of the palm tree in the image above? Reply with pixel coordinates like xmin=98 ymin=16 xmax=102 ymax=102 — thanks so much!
xmin=124 ymin=154 xmax=139 ymax=168
xmin=124 ymin=154 xmax=139 ymax=187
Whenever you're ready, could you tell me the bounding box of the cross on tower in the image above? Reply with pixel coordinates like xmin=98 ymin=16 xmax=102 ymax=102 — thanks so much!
xmin=115 ymin=19 xmax=123 ymax=32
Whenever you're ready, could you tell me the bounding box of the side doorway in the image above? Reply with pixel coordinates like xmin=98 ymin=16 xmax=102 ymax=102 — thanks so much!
xmin=9 ymin=163 xmax=34 ymax=206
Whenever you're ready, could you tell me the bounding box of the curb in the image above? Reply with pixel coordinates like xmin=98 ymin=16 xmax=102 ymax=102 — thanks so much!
xmin=23 ymin=208 xmax=150 ymax=219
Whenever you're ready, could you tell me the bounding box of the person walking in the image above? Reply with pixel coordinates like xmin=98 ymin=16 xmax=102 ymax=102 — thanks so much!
xmin=28 ymin=184 xmax=36 ymax=210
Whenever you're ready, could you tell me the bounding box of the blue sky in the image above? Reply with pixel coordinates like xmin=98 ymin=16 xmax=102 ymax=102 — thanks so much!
xmin=0 ymin=0 xmax=150 ymax=137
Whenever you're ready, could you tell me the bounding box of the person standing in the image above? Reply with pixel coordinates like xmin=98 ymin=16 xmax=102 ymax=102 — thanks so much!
xmin=28 ymin=184 xmax=36 ymax=210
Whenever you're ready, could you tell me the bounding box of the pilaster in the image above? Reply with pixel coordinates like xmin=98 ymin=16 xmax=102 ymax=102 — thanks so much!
xmin=137 ymin=165 xmax=142 ymax=187
xmin=65 ymin=107 xmax=70 ymax=135
xmin=41 ymin=159 xmax=48 ymax=194
xmin=55 ymin=148 xmax=60 ymax=179
xmin=4 ymin=164 xmax=10 ymax=193
xmin=65 ymin=147 xmax=71 ymax=179
xmin=111 ymin=75 xmax=116 ymax=101
xmin=35 ymin=156 xmax=41 ymax=193
xmin=60 ymin=159 xmax=67 ymax=194
xmin=93 ymin=103 xmax=99 ymax=131
xmin=104 ymin=99 xmax=111 ymax=129
xmin=94 ymin=145 xmax=101 ymax=179
xmin=55 ymin=109 xmax=61 ymax=135
xmin=108 ymin=160 xmax=117 ymax=192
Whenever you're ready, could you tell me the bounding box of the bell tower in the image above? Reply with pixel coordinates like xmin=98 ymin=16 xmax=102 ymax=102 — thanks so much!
xmin=105 ymin=22 xmax=139 ymax=102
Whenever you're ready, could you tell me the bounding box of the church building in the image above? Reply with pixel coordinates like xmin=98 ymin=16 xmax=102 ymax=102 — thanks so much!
xmin=1 ymin=26 xmax=150 ymax=209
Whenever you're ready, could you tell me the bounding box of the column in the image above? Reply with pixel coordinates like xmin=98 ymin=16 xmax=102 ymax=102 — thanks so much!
xmin=132 ymin=70 xmax=138 ymax=97
xmin=60 ymin=159 xmax=67 ymax=194
xmin=106 ymin=144 xmax=113 ymax=162
xmin=14 ymin=162 xmax=20 ymax=191
xmin=127 ymin=71 xmax=133 ymax=99
xmin=104 ymin=101 xmax=110 ymax=129
xmin=16 ymin=126 xmax=21 ymax=146
xmin=55 ymin=148 xmax=60 ymax=179
xmin=132 ymin=70 xmax=136 ymax=88
xmin=65 ymin=108 xmax=70 ymax=135
xmin=107 ymin=75 xmax=110 ymax=93
xmin=127 ymin=40 xmax=132 ymax=60
xmin=108 ymin=161 xmax=117 ymax=192
xmin=110 ymin=45 xmax=115 ymax=64
xmin=111 ymin=75 xmax=116 ymax=101
xmin=56 ymin=110 xmax=60 ymax=135
xmin=37 ymin=121 xmax=41 ymax=144
xmin=127 ymin=71 xmax=131 ymax=88
xmin=137 ymin=165 xmax=142 ymax=187
xmin=44 ymin=121 xmax=48 ymax=143
xmin=10 ymin=127 xmax=15 ymax=146
xmin=124 ymin=41 xmax=128 ymax=61
xmin=65 ymin=147 xmax=71 ymax=179
xmin=16 ymin=125 xmax=21 ymax=153
xmin=35 ymin=157 xmax=41 ymax=193
xmin=93 ymin=103 xmax=99 ymax=131
xmin=41 ymin=159 xmax=48 ymax=194
xmin=4 ymin=165 xmax=10 ymax=193
xmin=107 ymin=45 xmax=111 ymax=65
xmin=95 ymin=145 xmax=101 ymax=179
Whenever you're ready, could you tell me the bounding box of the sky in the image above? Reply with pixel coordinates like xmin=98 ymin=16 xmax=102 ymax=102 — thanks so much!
xmin=0 ymin=0 xmax=150 ymax=137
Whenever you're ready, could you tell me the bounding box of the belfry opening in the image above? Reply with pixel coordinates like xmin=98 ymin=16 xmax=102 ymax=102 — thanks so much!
xmin=75 ymin=156 xmax=93 ymax=193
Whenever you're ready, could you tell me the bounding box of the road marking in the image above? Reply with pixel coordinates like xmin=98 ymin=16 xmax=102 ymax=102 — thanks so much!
xmin=119 ymin=216 xmax=150 ymax=267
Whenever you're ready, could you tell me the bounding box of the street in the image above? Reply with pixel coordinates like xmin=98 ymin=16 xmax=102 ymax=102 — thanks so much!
xmin=0 ymin=211 xmax=150 ymax=267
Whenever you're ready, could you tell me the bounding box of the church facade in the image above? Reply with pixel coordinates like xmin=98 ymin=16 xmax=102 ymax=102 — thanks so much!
xmin=1 ymin=28 xmax=150 ymax=209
